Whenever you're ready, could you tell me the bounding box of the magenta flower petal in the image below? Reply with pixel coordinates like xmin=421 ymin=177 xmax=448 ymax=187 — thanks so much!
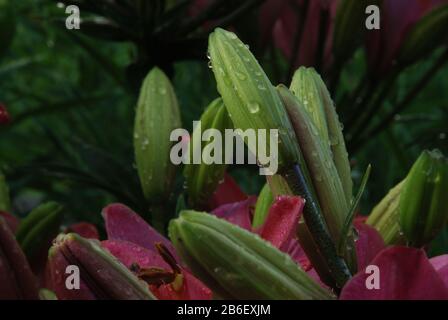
xmin=102 ymin=203 xmax=178 ymax=260
xmin=430 ymin=255 xmax=448 ymax=288
xmin=208 ymin=173 xmax=247 ymax=210
xmin=354 ymin=221 xmax=385 ymax=270
xmin=258 ymin=196 xmax=304 ymax=249
xmin=102 ymin=240 xmax=212 ymax=300
xmin=67 ymin=222 xmax=100 ymax=240
xmin=211 ymin=196 xmax=256 ymax=231
xmin=341 ymin=246 xmax=448 ymax=300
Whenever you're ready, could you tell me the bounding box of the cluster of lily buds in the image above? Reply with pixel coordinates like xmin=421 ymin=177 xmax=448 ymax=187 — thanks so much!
xmin=208 ymin=28 xmax=355 ymax=286
xmin=368 ymin=150 xmax=448 ymax=247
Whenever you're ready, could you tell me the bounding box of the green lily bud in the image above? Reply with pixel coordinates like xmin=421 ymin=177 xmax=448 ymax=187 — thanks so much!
xmin=169 ymin=211 xmax=334 ymax=300
xmin=290 ymin=67 xmax=353 ymax=205
xmin=278 ymin=85 xmax=349 ymax=244
xmin=399 ymin=150 xmax=448 ymax=247
xmin=184 ymin=98 xmax=233 ymax=208
xmin=134 ymin=67 xmax=182 ymax=202
xmin=208 ymin=28 xmax=300 ymax=170
xmin=278 ymin=85 xmax=356 ymax=274
xmin=252 ymin=183 xmax=274 ymax=228
xmin=366 ymin=180 xmax=406 ymax=245
xmin=49 ymin=233 xmax=155 ymax=300
xmin=0 ymin=170 xmax=10 ymax=212
xmin=0 ymin=217 xmax=39 ymax=299
xmin=16 ymin=201 xmax=63 ymax=260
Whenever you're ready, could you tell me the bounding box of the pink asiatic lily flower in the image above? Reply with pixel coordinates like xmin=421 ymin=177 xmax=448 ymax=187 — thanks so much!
xmin=101 ymin=204 xmax=212 ymax=300
xmin=210 ymin=177 xmax=448 ymax=300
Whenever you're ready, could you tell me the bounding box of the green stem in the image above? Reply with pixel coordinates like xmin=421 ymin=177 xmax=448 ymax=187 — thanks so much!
xmin=284 ymin=164 xmax=352 ymax=289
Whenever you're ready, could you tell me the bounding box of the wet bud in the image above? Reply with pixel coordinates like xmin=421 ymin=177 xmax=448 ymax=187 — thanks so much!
xmin=169 ymin=211 xmax=335 ymax=300
xmin=0 ymin=170 xmax=10 ymax=212
xmin=290 ymin=67 xmax=352 ymax=205
xmin=278 ymin=85 xmax=349 ymax=244
xmin=184 ymin=98 xmax=233 ymax=208
xmin=16 ymin=201 xmax=63 ymax=260
xmin=134 ymin=67 xmax=182 ymax=202
xmin=252 ymin=183 xmax=274 ymax=228
xmin=399 ymin=150 xmax=448 ymax=247
xmin=49 ymin=233 xmax=155 ymax=300
xmin=278 ymin=85 xmax=356 ymax=273
xmin=208 ymin=28 xmax=300 ymax=170
xmin=0 ymin=217 xmax=39 ymax=299
xmin=366 ymin=180 xmax=406 ymax=245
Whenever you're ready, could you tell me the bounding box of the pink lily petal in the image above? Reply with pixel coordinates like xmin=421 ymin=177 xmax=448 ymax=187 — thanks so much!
xmin=0 ymin=211 xmax=19 ymax=234
xmin=258 ymin=196 xmax=304 ymax=249
xmin=211 ymin=196 xmax=256 ymax=231
xmin=430 ymin=255 xmax=448 ymax=288
xmin=208 ymin=173 xmax=247 ymax=210
xmin=354 ymin=221 xmax=385 ymax=270
xmin=341 ymin=246 xmax=448 ymax=300
xmin=67 ymin=222 xmax=99 ymax=240
xmin=102 ymin=240 xmax=212 ymax=300
xmin=282 ymin=238 xmax=312 ymax=270
xmin=102 ymin=203 xmax=178 ymax=261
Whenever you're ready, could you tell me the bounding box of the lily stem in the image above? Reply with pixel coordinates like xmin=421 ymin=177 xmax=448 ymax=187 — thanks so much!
xmin=284 ymin=164 xmax=352 ymax=289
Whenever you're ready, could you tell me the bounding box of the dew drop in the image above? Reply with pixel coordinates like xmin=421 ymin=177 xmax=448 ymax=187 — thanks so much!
xmin=248 ymin=101 xmax=260 ymax=114
xmin=158 ymin=87 xmax=167 ymax=95
xmin=235 ymin=71 xmax=246 ymax=80
xmin=207 ymin=60 xmax=213 ymax=69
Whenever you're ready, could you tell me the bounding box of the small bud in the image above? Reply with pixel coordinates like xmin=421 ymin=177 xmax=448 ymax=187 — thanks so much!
xmin=366 ymin=180 xmax=406 ymax=245
xmin=48 ymin=233 xmax=155 ymax=300
xmin=399 ymin=150 xmax=448 ymax=247
xmin=184 ymin=98 xmax=233 ymax=208
xmin=169 ymin=210 xmax=335 ymax=300
xmin=134 ymin=67 xmax=182 ymax=202
xmin=208 ymin=28 xmax=300 ymax=170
